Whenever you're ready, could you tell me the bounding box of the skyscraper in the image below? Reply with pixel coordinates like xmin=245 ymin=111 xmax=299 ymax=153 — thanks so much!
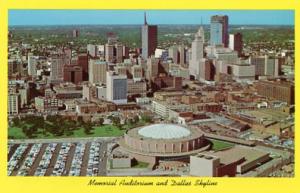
xmin=189 ymin=27 xmax=204 ymax=79
xmin=87 ymin=44 xmax=98 ymax=58
xmin=106 ymin=71 xmax=127 ymax=104
xmin=63 ymin=65 xmax=83 ymax=84
xmin=89 ymin=59 xmax=107 ymax=84
xmin=210 ymin=15 xmax=229 ymax=47
xmin=50 ymin=54 xmax=65 ymax=82
xmin=229 ymin=33 xmax=243 ymax=56
xmin=141 ymin=13 xmax=158 ymax=59
xmin=77 ymin=53 xmax=89 ymax=81
xmin=28 ymin=55 xmax=37 ymax=76
xmin=105 ymin=36 xmax=124 ymax=63
xmin=8 ymin=93 xmax=20 ymax=115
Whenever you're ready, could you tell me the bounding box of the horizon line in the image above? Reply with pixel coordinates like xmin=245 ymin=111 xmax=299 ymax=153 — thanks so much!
xmin=8 ymin=23 xmax=295 ymax=27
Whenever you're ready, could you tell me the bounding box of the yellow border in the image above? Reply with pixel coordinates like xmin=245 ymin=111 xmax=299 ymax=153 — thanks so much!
xmin=0 ymin=0 xmax=299 ymax=193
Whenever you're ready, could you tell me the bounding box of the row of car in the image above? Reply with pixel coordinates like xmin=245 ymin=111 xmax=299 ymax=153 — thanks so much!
xmin=17 ymin=143 xmax=42 ymax=176
xmin=69 ymin=143 xmax=86 ymax=176
xmin=34 ymin=143 xmax=57 ymax=176
xmin=86 ymin=142 xmax=102 ymax=176
xmin=51 ymin=143 xmax=72 ymax=176
xmin=8 ymin=144 xmax=28 ymax=175
xmin=8 ymin=141 xmax=106 ymax=176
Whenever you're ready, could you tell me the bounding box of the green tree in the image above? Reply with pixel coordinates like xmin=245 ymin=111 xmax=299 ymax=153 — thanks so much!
xmin=12 ymin=117 xmax=21 ymax=127
xmin=112 ymin=117 xmax=121 ymax=127
xmin=83 ymin=122 xmax=93 ymax=135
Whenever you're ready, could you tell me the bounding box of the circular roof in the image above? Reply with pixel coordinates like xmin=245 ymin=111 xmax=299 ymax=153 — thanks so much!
xmin=138 ymin=124 xmax=191 ymax=139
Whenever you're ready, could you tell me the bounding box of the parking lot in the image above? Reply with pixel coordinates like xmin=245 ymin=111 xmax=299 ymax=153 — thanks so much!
xmin=7 ymin=141 xmax=108 ymax=176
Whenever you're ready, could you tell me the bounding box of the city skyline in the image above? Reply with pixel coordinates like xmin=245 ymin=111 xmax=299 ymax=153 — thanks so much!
xmin=9 ymin=10 xmax=294 ymax=26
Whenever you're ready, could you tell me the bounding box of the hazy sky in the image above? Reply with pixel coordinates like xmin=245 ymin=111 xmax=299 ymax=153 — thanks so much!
xmin=9 ymin=10 xmax=294 ymax=26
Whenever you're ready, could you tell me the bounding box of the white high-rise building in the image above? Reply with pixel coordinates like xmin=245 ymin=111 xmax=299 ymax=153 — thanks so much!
xmin=50 ymin=54 xmax=65 ymax=82
xmin=106 ymin=71 xmax=127 ymax=104
xmin=28 ymin=55 xmax=37 ymax=76
xmin=87 ymin=44 xmax=98 ymax=57
xmin=189 ymin=27 xmax=204 ymax=79
xmin=8 ymin=93 xmax=20 ymax=115
xmin=89 ymin=59 xmax=107 ymax=84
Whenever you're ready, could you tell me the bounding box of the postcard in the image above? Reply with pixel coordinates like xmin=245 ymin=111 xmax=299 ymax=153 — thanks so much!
xmin=0 ymin=0 xmax=298 ymax=193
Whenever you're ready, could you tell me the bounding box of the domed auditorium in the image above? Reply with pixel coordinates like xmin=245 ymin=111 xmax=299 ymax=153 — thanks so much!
xmin=118 ymin=124 xmax=210 ymax=165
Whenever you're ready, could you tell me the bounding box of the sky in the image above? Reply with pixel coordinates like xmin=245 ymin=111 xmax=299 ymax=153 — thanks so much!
xmin=9 ymin=10 xmax=294 ymax=26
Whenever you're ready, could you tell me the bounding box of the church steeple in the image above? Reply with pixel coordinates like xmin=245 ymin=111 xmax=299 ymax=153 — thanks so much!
xmin=144 ymin=12 xmax=148 ymax=25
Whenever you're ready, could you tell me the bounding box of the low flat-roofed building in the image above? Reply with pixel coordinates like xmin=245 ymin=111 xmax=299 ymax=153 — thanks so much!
xmin=53 ymin=83 xmax=82 ymax=99
xmin=256 ymin=80 xmax=294 ymax=105
xmin=35 ymin=96 xmax=63 ymax=112
xmin=207 ymin=146 xmax=270 ymax=174
xmin=190 ymin=145 xmax=270 ymax=176
xmin=111 ymin=154 xmax=131 ymax=169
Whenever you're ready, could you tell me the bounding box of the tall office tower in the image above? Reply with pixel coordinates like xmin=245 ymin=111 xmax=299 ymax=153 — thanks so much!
xmin=131 ymin=65 xmax=144 ymax=82
xmin=141 ymin=13 xmax=158 ymax=59
xmin=8 ymin=93 xmax=20 ymax=115
xmin=77 ymin=53 xmax=89 ymax=81
xmin=8 ymin=59 xmax=23 ymax=77
xmin=168 ymin=45 xmax=186 ymax=66
xmin=18 ymin=87 xmax=29 ymax=107
xmin=210 ymin=15 xmax=229 ymax=47
xmin=178 ymin=45 xmax=186 ymax=66
xmin=63 ymin=48 xmax=72 ymax=65
xmin=87 ymin=44 xmax=98 ymax=58
xmin=28 ymin=55 xmax=37 ymax=76
xmin=63 ymin=65 xmax=83 ymax=84
xmin=229 ymin=33 xmax=243 ymax=57
xmin=115 ymin=43 xmax=123 ymax=63
xmin=250 ymin=55 xmax=267 ymax=77
xmin=123 ymin=46 xmax=130 ymax=59
xmin=105 ymin=43 xmax=115 ymax=63
xmin=168 ymin=46 xmax=179 ymax=64
xmin=106 ymin=71 xmax=127 ymax=104
xmin=50 ymin=54 xmax=65 ymax=82
xmin=89 ymin=59 xmax=107 ymax=84
xmin=204 ymin=59 xmax=215 ymax=81
xmin=146 ymin=56 xmax=160 ymax=80
xmin=73 ymin=29 xmax=79 ymax=38
xmin=105 ymin=36 xmax=124 ymax=63
xmin=189 ymin=27 xmax=204 ymax=79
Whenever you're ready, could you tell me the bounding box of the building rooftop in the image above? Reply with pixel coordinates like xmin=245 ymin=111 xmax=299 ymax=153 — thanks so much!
xmin=138 ymin=124 xmax=191 ymax=139
xmin=207 ymin=146 xmax=269 ymax=165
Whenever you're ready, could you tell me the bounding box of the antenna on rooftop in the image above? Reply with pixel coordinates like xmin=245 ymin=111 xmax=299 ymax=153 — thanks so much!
xmin=144 ymin=12 xmax=148 ymax=25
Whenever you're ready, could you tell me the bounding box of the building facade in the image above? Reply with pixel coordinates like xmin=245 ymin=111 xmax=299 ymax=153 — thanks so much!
xmin=210 ymin=15 xmax=229 ymax=47
xmin=141 ymin=13 xmax=158 ymax=59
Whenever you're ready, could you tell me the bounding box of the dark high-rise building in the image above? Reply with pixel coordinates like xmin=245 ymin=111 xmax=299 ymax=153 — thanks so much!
xmin=141 ymin=13 xmax=157 ymax=59
xmin=229 ymin=33 xmax=243 ymax=56
xmin=77 ymin=53 xmax=89 ymax=81
xmin=204 ymin=60 xmax=215 ymax=81
xmin=63 ymin=65 xmax=83 ymax=84
xmin=210 ymin=15 xmax=229 ymax=47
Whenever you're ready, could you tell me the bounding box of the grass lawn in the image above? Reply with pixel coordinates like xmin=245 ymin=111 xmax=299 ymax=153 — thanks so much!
xmin=8 ymin=125 xmax=125 ymax=139
xmin=73 ymin=125 xmax=125 ymax=137
xmin=8 ymin=127 xmax=27 ymax=139
xmin=132 ymin=161 xmax=149 ymax=168
xmin=210 ymin=139 xmax=234 ymax=151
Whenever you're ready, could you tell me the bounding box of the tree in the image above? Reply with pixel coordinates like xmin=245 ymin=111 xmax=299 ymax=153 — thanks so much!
xmin=83 ymin=122 xmax=93 ymax=135
xmin=96 ymin=117 xmax=104 ymax=126
xmin=12 ymin=117 xmax=21 ymax=127
xmin=112 ymin=117 xmax=121 ymax=127
xmin=141 ymin=114 xmax=152 ymax=123
xmin=133 ymin=115 xmax=139 ymax=124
